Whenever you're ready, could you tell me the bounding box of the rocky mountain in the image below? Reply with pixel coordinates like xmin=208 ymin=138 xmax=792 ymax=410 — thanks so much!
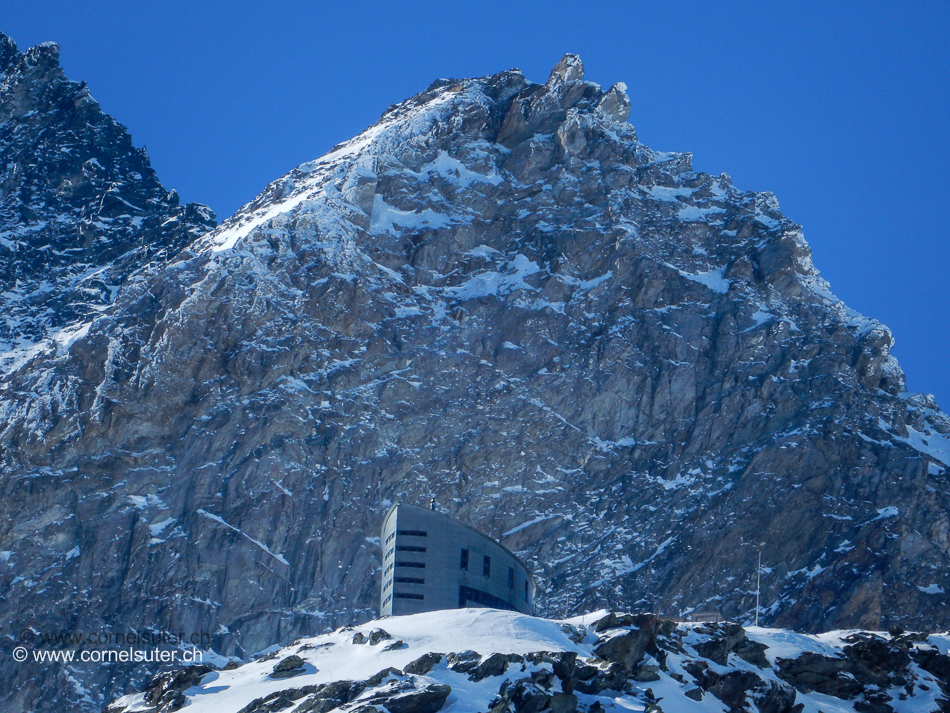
xmin=1 ymin=43 xmax=949 ymax=712
xmin=0 ymin=31 xmax=215 ymax=371
xmin=106 ymin=608 xmax=950 ymax=713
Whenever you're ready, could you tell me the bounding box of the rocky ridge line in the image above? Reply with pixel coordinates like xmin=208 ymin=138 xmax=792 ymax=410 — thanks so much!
xmin=0 ymin=31 xmax=215 ymax=370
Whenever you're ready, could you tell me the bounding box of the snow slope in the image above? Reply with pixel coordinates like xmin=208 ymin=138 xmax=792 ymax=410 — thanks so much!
xmin=108 ymin=609 xmax=950 ymax=713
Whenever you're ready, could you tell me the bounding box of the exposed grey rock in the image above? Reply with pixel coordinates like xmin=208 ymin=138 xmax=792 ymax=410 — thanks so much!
xmin=365 ymin=667 xmax=406 ymax=687
xmin=705 ymin=669 xmax=764 ymax=711
xmin=507 ymin=678 xmax=551 ymax=713
xmin=470 ymin=652 xmax=524 ymax=681
xmin=270 ymin=654 xmax=307 ymax=679
xmin=594 ymin=629 xmax=651 ymax=669
xmin=631 ymin=662 xmax=661 ymax=682
xmin=446 ymin=650 xmax=482 ymax=674
xmin=0 ymin=31 xmax=215 ymax=371
xmin=574 ymin=662 xmax=629 ymax=695
xmin=237 ymin=684 xmax=322 ymax=713
xmin=293 ymin=680 xmax=367 ymax=713
xmin=752 ymin=680 xmax=800 ymax=713
xmin=104 ymin=664 xmax=214 ymax=713
xmin=382 ymin=684 xmax=451 ymax=713
xmin=403 ymin=652 xmax=444 ymax=675
xmin=548 ymin=692 xmax=578 ymax=713
xmin=692 ymin=622 xmax=771 ymax=668
xmin=775 ymin=651 xmax=858 ymax=698
xmin=274 ymin=654 xmax=306 ymax=672
xmin=369 ymin=628 xmax=393 ymax=645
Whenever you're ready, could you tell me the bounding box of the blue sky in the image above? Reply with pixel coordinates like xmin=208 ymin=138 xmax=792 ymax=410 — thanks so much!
xmin=6 ymin=1 xmax=949 ymax=408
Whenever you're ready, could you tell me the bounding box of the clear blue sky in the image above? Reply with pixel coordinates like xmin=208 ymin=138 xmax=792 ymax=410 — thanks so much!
xmin=6 ymin=1 xmax=949 ymax=409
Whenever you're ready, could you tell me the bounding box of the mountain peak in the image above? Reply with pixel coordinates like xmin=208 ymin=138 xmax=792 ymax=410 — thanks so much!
xmin=0 ymin=31 xmax=17 ymax=72
xmin=0 ymin=29 xmax=216 ymax=372
xmin=27 ymin=40 xmax=60 ymax=63
xmin=548 ymin=52 xmax=585 ymax=84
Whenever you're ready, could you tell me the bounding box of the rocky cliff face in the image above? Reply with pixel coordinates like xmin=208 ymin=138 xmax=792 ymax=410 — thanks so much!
xmin=1 ymin=46 xmax=949 ymax=712
xmin=0 ymin=32 xmax=215 ymax=371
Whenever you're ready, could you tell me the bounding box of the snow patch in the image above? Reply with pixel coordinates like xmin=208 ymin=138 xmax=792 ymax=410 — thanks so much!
xmin=447 ymin=254 xmax=540 ymax=301
xmin=872 ymin=506 xmax=899 ymax=521
xmin=370 ymin=195 xmax=453 ymax=235
xmin=671 ymin=265 xmax=730 ymax=294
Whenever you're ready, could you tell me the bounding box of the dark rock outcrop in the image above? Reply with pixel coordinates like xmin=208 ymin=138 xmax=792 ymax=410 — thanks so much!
xmin=106 ymin=664 xmax=214 ymax=713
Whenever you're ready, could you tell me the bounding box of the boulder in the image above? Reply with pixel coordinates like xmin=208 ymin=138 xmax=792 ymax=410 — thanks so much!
xmin=382 ymin=684 xmax=452 ymax=713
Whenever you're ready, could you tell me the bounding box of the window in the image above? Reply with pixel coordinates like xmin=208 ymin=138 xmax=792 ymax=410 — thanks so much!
xmin=383 ymin=594 xmax=392 ymax=606
xmin=395 ymin=577 xmax=425 ymax=584
xmin=483 ymin=555 xmax=491 ymax=577
xmin=385 ymin=533 xmax=395 ymax=545
xmin=394 ymin=593 xmax=424 ymax=600
xmin=384 ymin=548 xmax=394 ymax=560
xmin=385 ymin=564 xmax=393 ymax=575
xmin=458 ymin=585 xmax=517 ymax=612
xmin=524 ymin=581 xmax=529 ymax=601
xmin=508 ymin=567 xmax=514 ymax=589
xmin=383 ymin=580 xmax=392 ymax=590
xmin=396 ymin=545 xmax=426 ymax=553
xmin=396 ymin=561 xmax=425 ymax=569
xmin=397 ymin=529 xmax=428 ymax=537
xmin=460 ymin=548 xmax=469 ymax=570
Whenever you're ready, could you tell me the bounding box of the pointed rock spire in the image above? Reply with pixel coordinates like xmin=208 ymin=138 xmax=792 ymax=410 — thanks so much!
xmin=547 ymin=53 xmax=584 ymax=85
xmin=596 ymin=82 xmax=631 ymax=123
xmin=0 ymin=31 xmax=18 ymax=72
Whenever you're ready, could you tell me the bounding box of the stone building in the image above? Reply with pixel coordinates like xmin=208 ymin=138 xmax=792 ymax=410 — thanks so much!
xmin=379 ymin=503 xmax=534 ymax=617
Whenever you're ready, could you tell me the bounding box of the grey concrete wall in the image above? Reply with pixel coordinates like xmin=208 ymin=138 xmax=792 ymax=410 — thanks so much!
xmin=378 ymin=503 xmax=534 ymax=617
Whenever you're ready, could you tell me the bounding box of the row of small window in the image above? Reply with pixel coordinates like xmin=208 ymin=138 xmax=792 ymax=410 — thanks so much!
xmin=383 ymin=576 xmax=424 ymax=591
xmin=385 ymin=529 xmax=427 ymax=547
xmin=383 ymin=592 xmax=426 ymax=604
xmin=384 ymin=560 xmax=426 ymax=577
xmin=398 ymin=529 xmax=428 ymax=537
xmin=384 ymin=545 xmax=427 ymax=561
xmin=458 ymin=585 xmax=519 ymax=612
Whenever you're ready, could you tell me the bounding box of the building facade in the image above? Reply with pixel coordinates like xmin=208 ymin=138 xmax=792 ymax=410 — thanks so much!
xmin=379 ymin=503 xmax=534 ymax=617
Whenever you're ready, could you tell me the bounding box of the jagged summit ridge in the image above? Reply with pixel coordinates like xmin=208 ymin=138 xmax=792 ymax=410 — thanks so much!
xmin=0 ymin=31 xmax=215 ymax=373
xmin=1 ymin=51 xmax=949 ymax=713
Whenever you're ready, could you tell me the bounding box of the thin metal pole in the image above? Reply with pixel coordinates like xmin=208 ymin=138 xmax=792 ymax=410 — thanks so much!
xmin=755 ymin=548 xmax=762 ymax=627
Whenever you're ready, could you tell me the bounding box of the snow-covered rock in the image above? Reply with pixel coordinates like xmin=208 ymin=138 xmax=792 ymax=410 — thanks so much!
xmin=106 ymin=609 xmax=950 ymax=713
xmin=0 ymin=31 xmax=215 ymax=373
